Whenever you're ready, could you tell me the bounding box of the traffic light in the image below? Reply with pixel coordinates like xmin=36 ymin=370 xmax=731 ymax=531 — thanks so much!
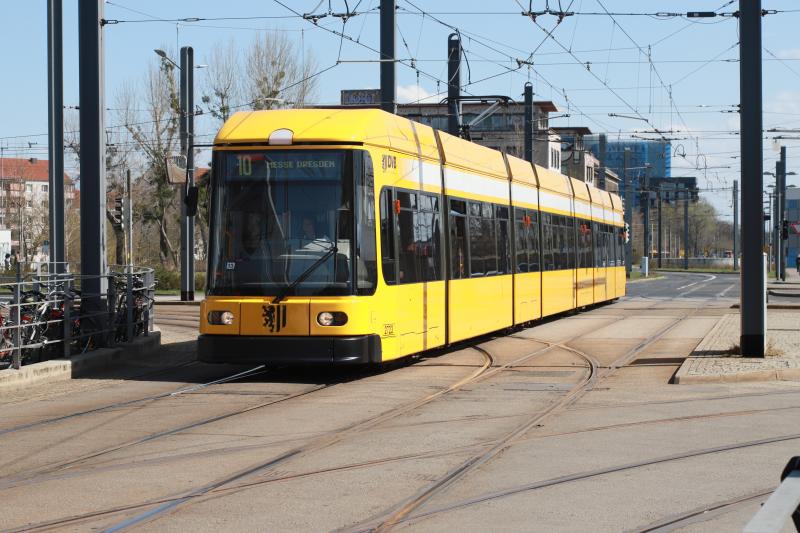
xmin=782 ymin=220 xmax=789 ymax=240
xmin=111 ymin=197 xmax=124 ymax=229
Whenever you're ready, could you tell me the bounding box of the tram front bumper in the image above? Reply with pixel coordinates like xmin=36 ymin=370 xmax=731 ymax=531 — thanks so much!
xmin=197 ymin=334 xmax=382 ymax=365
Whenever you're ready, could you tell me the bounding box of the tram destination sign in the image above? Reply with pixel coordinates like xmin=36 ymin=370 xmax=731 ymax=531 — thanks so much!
xmin=225 ymin=150 xmax=344 ymax=181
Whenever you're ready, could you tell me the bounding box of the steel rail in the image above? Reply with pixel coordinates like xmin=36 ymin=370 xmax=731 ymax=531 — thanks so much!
xmin=0 ymin=364 xmax=266 ymax=437
xmin=354 ymin=312 xmax=695 ymax=532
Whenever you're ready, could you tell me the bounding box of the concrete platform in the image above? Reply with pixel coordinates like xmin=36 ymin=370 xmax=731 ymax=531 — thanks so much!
xmin=673 ymin=312 xmax=800 ymax=384
xmin=0 ymin=330 xmax=161 ymax=392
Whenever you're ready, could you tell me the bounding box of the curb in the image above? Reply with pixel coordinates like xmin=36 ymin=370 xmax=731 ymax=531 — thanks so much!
xmin=155 ymin=301 xmax=202 ymax=306
xmin=673 ymin=361 xmax=800 ymax=384
xmin=730 ymin=304 xmax=800 ymax=310
xmin=0 ymin=331 xmax=161 ymax=392
xmin=767 ymin=290 xmax=800 ymax=298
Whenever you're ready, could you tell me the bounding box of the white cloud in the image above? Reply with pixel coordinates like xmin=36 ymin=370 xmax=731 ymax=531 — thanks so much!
xmin=396 ymin=84 xmax=436 ymax=104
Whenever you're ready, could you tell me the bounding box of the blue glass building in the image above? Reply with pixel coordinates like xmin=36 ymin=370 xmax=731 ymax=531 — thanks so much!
xmin=584 ymin=137 xmax=671 ymax=209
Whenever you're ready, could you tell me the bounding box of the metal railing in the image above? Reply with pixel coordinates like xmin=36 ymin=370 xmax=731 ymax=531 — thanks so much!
xmin=0 ymin=262 xmax=155 ymax=371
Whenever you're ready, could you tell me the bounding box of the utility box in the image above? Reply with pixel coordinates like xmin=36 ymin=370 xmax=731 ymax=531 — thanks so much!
xmin=640 ymin=256 xmax=649 ymax=277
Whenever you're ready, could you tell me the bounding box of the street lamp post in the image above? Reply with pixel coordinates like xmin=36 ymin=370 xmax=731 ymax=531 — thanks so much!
xmin=154 ymin=48 xmax=204 ymax=301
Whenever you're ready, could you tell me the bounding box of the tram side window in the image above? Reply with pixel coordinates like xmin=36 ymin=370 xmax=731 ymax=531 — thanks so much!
xmin=418 ymin=194 xmax=442 ymax=281
xmin=611 ymin=225 xmax=619 ymax=266
xmin=617 ymin=227 xmax=625 ymax=266
xmin=564 ymin=216 xmax=576 ymax=269
xmin=577 ymin=219 xmax=593 ymax=270
xmin=496 ymin=206 xmax=511 ymax=274
xmin=593 ymin=222 xmax=603 ymax=268
xmin=380 ymin=189 xmax=397 ymax=284
xmin=381 ymin=187 xmax=443 ymax=285
xmin=607 ymin=225 xmax=615 ymax=267
xmin=514 ymin=208 xmax=541 ymax=273
xmin=450 ymin=199 xmax=468 ymax=279
xmin=469 ymin=202 xmax=497 ymax=276
xmin=541 ymin=213 xmax=555 ymax=271
xmin=529 ymin=210 xmax=540 ymax=271
xmin=550 ymin=215 xmax=573 ymax=270
xmin=397 ymin=196 xmax=420 ymax=283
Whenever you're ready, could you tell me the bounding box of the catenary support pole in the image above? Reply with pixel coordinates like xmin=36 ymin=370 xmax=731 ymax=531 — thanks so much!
xmin=379 ymin=0 xmax=396 ymax=113
xmin=179 ymin=46 xmax=195 ymax=301
xmin=623 ymin=148 xmax=632 ymax=277
xmin=78 ymin=0 xmax=107 ymax=336
xmin=524 ymin=82 xmax=533 ymax=163
xmin=779 ymin=145 xmax=787 ymax=281
xmin=657 ymin=186 xmax=663 ymax=268
xmin=733 ymin=179 xmax=739 ymax=270
xmin=739 ymin=0 xmax=765 ymax=356
xmin=47 ymin=0 xmax=65 ymax=273
xmin=774 ymin=184 xmax=780 ymax=279
xmin=683 ymin=192 xmax=689 ymax=271
xmin=126 ymin=168 xmax=133 ymax=267
xmin=447 ymin=33 xmax=461 ymax=137
xmin=643 ymin=164 xmax=651 ymax=261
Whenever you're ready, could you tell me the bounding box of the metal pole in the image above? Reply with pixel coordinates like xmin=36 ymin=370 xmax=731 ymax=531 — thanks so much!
xmin=657 ymin=187 xmax=663 ymax=268
xmin=599 ymin=133 xmax=607 ymax=191
xmin=524 ymin=82 xmax=533 ymax=163
xmin=733 ymin=179 xmax=739 ymax=270
xmin=739 ymin=0 xmax=766 ymax=356
xmin=779 ymin=146 xmax=787 ymax=281
xmin=79 ymin=0 xmax=107 ymax=337
xmin=643 ymin=164 xmax=651 ymax=261
xmin=623 ymin=148 xmax=632 ymax=277
xmin=179 ymin=46 xmax=195 ymax=301
xmin=379 ymin=0 xmax=396 ymax=113
xmin=125 ymin=168 xmax=133 ymax=266
xmin=683 ymin=192 xmax=689 ymax=271
xmin=447 ymin=33 xmax=461 ymax=137
xmin=774 ymin=188 xmax=780 ymax=279
xmin=47 ymin=0 xmax=65 ymax=273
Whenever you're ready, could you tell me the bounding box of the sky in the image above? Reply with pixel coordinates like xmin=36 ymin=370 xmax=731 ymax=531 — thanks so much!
xmin=2 ymin=0 xmax=800 ymax=221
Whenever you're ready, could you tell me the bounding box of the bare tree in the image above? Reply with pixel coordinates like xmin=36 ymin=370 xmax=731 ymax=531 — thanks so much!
xmin=202 ymin=39 xmax=241 ymax=123
xmin=117 ymin=54 xmax=181 ymax=267
xmin=245 ymin=32 xmax=318 ymax=109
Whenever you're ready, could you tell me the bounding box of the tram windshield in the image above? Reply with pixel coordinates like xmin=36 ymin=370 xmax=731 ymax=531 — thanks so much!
xmin=207 ymin=149 xmax=377 ymax=296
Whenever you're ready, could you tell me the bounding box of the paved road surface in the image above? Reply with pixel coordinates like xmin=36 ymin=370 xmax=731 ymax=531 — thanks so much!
xmin=1 ymin=274 xmax=798 ymax=532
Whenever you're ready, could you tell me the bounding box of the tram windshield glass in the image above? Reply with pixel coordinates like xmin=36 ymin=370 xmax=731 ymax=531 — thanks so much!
xmin=207 ymin=149 xmax=377 ymax=296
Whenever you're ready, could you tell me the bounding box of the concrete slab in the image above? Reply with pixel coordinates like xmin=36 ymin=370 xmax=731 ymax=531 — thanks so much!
xmin=0 ymin=331 xmax=161 ymax=392
xmin=674 ymin=312 xmax=800 ymax=384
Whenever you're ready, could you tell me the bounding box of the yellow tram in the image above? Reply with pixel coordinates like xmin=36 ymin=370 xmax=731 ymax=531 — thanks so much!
xmin=198 ymin=108 xmax=625 ymax=365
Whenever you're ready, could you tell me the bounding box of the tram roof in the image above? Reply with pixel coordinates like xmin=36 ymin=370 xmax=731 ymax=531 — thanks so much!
xmin=215 ymin=108 xmax=440 ymax=160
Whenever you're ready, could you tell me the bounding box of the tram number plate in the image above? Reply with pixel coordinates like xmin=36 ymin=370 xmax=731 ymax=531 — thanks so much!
xmin=262 ymin=304 xmax=288 ymax=333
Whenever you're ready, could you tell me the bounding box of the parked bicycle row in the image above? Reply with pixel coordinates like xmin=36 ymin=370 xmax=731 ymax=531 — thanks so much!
xmin=0 ymin=267 xmax=155 ymax=370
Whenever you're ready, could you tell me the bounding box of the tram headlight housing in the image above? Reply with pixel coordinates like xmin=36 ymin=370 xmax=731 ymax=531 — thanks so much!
xmin=317 ymin=311 xmax=347 ymax=326
xmin=208 ymin=310 xmax=235 ymax=325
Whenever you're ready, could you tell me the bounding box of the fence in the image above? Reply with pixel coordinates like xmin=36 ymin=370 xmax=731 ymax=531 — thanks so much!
xmin=0 ymin=262 xmax=155 ymax=371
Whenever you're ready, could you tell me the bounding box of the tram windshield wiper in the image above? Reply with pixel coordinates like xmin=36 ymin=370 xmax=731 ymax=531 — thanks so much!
xmin=272 ymin=243 xmax=338 ymax=304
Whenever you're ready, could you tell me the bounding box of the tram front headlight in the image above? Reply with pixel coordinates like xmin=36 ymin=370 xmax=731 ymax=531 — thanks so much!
xmin=208 ymin=310 xmax=235 ymax=325
xmin=317 ymin=311 xmax=347 ymax=326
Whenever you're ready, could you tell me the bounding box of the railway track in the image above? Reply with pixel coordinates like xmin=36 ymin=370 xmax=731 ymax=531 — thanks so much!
xmin=345 ymin=312 xmax=698 ymax=532
xmin=7 ymin=316 xmax=622 ymax=532
xmin=627 ymin=489 xmax=773 ymax=533
xmin=3 ymin=298 xmax=738 ymax=531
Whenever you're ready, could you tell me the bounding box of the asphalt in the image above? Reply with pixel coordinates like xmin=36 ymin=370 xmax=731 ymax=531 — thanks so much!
xmin=1 ymin=274 xmax=798 ymax=532
xmin=628 ymin=270 xmax=740 ymax=300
